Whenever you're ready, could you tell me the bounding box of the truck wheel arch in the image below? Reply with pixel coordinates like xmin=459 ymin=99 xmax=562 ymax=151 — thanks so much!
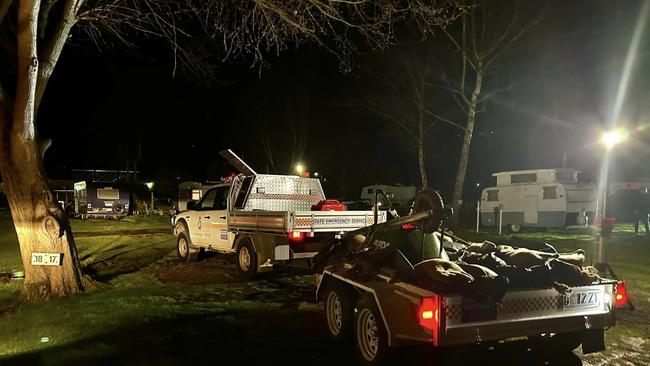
xmin=174 ymin=219 xmax=191 ymax=242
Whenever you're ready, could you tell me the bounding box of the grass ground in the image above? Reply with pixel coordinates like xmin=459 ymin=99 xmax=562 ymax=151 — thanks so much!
xmin=0 ymin=213 xmax=648 ymax=365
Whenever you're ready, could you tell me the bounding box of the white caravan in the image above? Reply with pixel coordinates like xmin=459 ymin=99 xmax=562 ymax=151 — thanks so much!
xmin=480 ymin=169 xmax=597 ymax=232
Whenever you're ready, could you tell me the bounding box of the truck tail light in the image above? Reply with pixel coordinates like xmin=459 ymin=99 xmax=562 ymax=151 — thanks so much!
xmin=401 ymin=223 xmax=418 ymax=230
xmin=306 ymin=232 xmax=315 ymax=238
xmin=615 ymin=280 xmax=628 ymax=308
xmin=289 ymin=231 xmax=304 ymax=241
xmin=418 ymin=295 xmax=443 ymax=345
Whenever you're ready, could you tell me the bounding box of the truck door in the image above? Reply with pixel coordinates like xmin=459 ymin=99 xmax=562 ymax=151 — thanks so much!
xmin=191 ymin=188 xmax=219 ymax=246
xmin=205 ymin=185 xmax=232 ymax=250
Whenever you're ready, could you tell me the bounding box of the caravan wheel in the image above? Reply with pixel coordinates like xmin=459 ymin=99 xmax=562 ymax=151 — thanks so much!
xmin=510 ymin=224 xmax=521 ymax=233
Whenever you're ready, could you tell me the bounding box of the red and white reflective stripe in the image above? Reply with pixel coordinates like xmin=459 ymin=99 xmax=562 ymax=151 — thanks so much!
xmin=230 ymin=216 xmax=285 ymax=227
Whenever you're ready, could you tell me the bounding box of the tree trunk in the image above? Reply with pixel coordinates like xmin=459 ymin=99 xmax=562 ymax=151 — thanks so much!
xmin=417 ymin=106 xmax=428 ymax=189
xmin=450 ymin=68 xmax=483 ymax=227
xmin=0 ymin=0 xmax=91 ymax=301
xmin=0 ymin=115 xmax=90 ymax=300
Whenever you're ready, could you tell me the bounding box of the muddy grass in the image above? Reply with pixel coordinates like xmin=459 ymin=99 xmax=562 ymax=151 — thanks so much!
xmin=0 ymin=217 xmax=649 ymax=365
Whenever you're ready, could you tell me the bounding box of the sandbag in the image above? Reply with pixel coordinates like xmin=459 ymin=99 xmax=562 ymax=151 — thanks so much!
xmin=413 ymin=259 xmax=474 ymax=289
xmin=456 ymin=262 xmax=498 ymax=279
xmin=557 ymin=249 xmax=586 ymax=267
xmin=459 ymin=251 xmax=507 ymax=270
xmin=505 ymin=236 xmax=557 ymax=253
xmin=465 ymin=241 xmax=497 ymax=255
xmin=344 ymin=235 xmax=367 ymax=252
xmin=496 ymin=245 xmax=559 ymax=268
xmin=547 ymin=259 xmax=600 ymax=287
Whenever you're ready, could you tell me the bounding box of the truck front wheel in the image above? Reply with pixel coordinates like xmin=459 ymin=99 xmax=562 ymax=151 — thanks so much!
xmin=355 ymin=296 xmax=389 ymax=366
xmin=236 ymin=239 xmax=258 ymax=280
xmin=175 ymin=222 xmax=200 ymax=262
xmin=324 ymin=283 xmax=353 ymax=342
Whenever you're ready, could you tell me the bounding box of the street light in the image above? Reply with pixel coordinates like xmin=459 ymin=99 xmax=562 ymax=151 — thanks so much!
xmin=146 ymin=182 xmax=154 ymax=212
xmin=294 ymin=163 xmax=304 ymax=175
xmin=601 ymin=128 xmax=629 ymax=149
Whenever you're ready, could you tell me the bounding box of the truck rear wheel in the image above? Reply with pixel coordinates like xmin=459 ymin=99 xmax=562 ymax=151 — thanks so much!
xmin=355 ymin=296 xmax=389 ymax=366
xmin=236 ymin=239 xmax=258 ymax=280
xmin=324 ymin=283 xmax=353 ymax=342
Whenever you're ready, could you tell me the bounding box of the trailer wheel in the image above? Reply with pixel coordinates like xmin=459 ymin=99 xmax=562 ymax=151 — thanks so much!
xmin=236 ymin=239 xmax=258 ymax=280
xmin=528 ymin=331 xmax=582 ymax=352
xmin=324 ymin=283 xmax=353 ymax=342
xmin=355 ymin=296 xmax=389 ymax=366
xmin=510 ymin=224 xmax=521 ymax=233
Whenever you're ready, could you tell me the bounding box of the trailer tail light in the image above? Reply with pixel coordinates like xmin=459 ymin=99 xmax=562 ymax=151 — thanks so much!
xmin=306 ymin=232 xmax=315 ymax=238
xmin=418 ymin=295 xmax=443 ymax=345
xmin=289 ymin=231 xmax=304 ymax=241
xmin=615 ymin=280 xmax=628 ymax=308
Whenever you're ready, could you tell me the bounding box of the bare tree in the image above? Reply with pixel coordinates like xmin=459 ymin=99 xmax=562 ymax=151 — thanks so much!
xmin=358 ymin=39 xmax=466 ymax=188
xmin=432 ymin=0 xmax=545 ymax=226
xmin=0 ymin=0 xmax=461 ymax=300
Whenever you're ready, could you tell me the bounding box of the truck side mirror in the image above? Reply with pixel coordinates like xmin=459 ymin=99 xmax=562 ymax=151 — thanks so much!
xmin=186 ymin=200 xmax=197 ymax=211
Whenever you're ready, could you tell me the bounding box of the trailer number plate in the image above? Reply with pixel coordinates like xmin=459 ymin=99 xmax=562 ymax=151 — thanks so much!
xmin=564 ymin=289 xmax=600 ymax=309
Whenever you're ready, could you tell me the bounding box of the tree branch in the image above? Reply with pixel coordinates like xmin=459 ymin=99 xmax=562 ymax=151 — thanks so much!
xmin=476 ymin=83 xmax=511 ymax=104
xmin=13 ymin=0 xmax=40 ymax=139
xmin=343 ymin=102 xmax=418 ymax=142
xmin=0 ymin=0 xmax=12 ymax=25
xmin=483 ymin=2 xmax=547 ymax=68
xmin=423 ymin=108 xmax=466 ymax=131
xmin=35 ymin=0 xmax=85 ymax=110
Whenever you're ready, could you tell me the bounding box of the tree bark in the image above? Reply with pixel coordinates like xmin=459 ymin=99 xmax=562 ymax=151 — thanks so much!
xmin=450 ymin=67 xmax=483 ymax=227
xmin=0 ymin=128 xmax=91 ymax=300
xmin=417 ymin=111 xmax=428 ymax=188
xmin=0 ymin=0 xmax=90 ymax=301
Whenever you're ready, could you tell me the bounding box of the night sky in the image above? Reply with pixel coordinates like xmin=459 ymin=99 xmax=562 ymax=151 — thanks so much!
xmin=37 ymin=0 xmax=650 ymax=201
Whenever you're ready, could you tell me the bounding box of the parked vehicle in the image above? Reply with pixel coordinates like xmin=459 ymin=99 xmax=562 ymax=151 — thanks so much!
xmin=73 ymin=181 xmax=131 ymax=219
xmin=480 ymin=169 xmax=597 ymax=232
xmin=171 ymin=150 xmax=386 ymax=279
xmin=361 ymin=184 xmax=416 ymax=214
xmin=316 ymin=191 xmax=619 ymax=366
xmin=177 ymin=181 xmax=203 ymax=212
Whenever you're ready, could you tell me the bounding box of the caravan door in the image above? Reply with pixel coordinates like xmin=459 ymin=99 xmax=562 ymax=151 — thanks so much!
xmin=524 ymin=196 xmax=538 ymax=224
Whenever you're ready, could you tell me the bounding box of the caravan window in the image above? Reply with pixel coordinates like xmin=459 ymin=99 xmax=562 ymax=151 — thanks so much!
xmin=556 ymin=171 xmax=576 ymax=182
xmin=511 ymin=173 xmax=537 ymax=184
xmin=367 ymin=188 xmax=374 ymax=194
xmin=543 ymin=186 xmax=558 ymax=199
xmin=97 ymin=188 xmax=119 ymax=200
xmin=487 ymin=190 xmax=499 ymax=201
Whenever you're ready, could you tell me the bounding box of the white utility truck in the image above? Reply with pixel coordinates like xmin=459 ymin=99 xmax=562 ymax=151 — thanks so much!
xmin=171 ymin=150 xmax=386 ymax=279
xmin=316 ymin=191 xmax=621 ymax=365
